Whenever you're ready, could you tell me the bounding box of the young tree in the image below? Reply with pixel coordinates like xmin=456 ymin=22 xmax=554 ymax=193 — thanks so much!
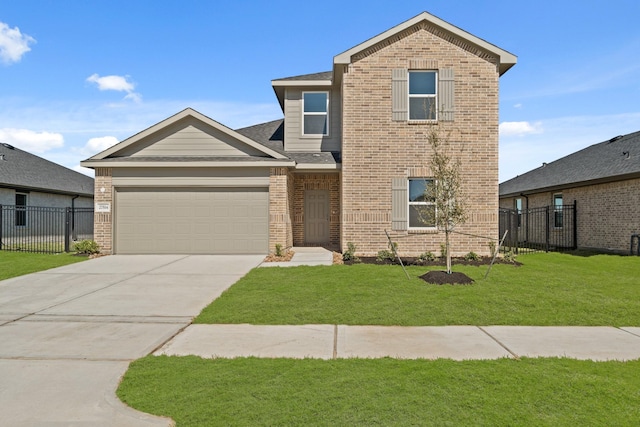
xmin=421 ymin=127 xmax=467 ymax=274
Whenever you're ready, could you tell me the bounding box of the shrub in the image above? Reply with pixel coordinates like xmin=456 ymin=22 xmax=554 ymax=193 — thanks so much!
xmin=439 ymin=243 xmax=447 ymax=259
xmin=274 ymin=244 xmax=284 ymax=257
xmin=418 ymin=251 xmax=436 ymax=262
xmin=73 ymin=239 xmax=100 ymax=254
xmin=343 ymin=242 xmax=360 ymax=262
xmin=503 ymin=249 xmax=517 ymax=263
xmin=464 ymin=251 xmax=480 ymax=261
xmin=376 ymin=249 xmax=395 ymax=262
xmin=488 ymin=241 xmax=497 ymax=258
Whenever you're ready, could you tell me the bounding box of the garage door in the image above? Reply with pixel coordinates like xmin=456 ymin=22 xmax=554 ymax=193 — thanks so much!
xmin=115 ymin=188 xmax=268 ymax=254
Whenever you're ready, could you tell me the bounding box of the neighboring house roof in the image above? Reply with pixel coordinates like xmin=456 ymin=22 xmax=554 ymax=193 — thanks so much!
xmin=0 ymin=143 xmax=94 ymax=197
xmin=500 ymin=130 xmax=640 ymax=197
xmin=272 ymin=71 xmax=332 ymax=82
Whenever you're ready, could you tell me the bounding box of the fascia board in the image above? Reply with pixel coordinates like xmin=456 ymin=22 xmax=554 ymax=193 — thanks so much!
xmin=80 ymin=160 xmax=296 ymax=168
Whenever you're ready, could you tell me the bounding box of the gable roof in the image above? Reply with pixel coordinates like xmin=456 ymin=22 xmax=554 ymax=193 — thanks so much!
xmin=81 ymin=108 xmax=294 ymax=168
xmin=0 ymin=143 xmax=94 ymax=197
xmin=334 ymin=11 xmax=517 ymax=76
xmin=500 ymin=130 xmax=640 ymax=197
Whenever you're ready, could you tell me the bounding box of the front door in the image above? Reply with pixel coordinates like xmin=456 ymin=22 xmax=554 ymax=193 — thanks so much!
xmin=304 ymin=190 xmax=330 ymax=244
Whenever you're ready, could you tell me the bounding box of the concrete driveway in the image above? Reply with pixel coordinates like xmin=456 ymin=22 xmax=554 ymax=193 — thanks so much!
xmin=0 ymin=254 xmax=263 ymax=426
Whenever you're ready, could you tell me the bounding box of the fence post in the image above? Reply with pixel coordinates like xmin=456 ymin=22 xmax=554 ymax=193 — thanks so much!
xmin=64 ymin=207 xmax=71 ymax=252
xmin=545 ymin=206 xmax=550 ymax=252
xmin=572 ymin=200 xmax=577 ymax=250
xmin=0 ymin=204 xmax=3 ymax=250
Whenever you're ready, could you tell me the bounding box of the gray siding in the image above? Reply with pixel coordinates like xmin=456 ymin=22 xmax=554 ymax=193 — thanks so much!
xmin=119 ymin=118 xmax=266 ymax=157
xmin=0 ymin=188 xmax=92 ymax=208
xmin=284 ymin=87 xmax=342 ymax=152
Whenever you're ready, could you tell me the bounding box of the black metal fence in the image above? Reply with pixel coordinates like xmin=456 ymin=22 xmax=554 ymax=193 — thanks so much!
xmin=0 ymin=205 xmax=94 ymax=253
xmin=499 ymin=201 xmax=577 ymax=254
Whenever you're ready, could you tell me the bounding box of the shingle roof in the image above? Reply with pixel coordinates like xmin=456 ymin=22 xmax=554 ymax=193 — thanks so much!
xmin=234 ymin=119 xmax=285 ymax=154
xmin=272 ymin=71 xmax=332 ymax=82
xmin=235 ymin=120 xmax=341 ymax=166
xmin=499 ymin=130 xmax=640 ymax=197
xmin=0 ymin=143 xmax=94 ymax=197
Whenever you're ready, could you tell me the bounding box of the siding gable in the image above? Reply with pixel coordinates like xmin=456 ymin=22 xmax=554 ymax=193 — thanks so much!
xmin=119 ymin=118 xmax=267 ymax=158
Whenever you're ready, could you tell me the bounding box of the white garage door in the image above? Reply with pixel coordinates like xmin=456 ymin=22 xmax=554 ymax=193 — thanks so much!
xmin=115 ymin=188 xmax=268 ymax=254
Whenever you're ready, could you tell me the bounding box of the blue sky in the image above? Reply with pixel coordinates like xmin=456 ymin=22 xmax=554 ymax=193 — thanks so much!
xmin=1 ymin=0 xmax=639 ymax=181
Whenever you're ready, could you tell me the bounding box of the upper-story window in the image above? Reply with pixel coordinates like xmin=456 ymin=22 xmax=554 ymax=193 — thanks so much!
xmin=302 ymin=92 xmax=329 ymax=136
xmin=409 ymin=71 xmax=437 ymax=121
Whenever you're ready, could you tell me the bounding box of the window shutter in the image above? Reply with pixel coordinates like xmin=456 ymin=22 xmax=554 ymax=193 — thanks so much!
xmin=392 ymin=69 xmax=408 ymax=121
xmin=439 ymin=68 xmax=455 ymax=122
xmin=391 ymin=177 xmax=408 ymax=231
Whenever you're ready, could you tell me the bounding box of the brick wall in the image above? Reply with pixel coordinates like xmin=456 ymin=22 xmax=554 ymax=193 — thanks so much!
xmin=502 ymin=177 xmax=640 ymax=253
xmin=341 ymin=24 xmax=500 ymax=257
xmin=93 ymin=167 xmax=113 ymax=254
xmin=269 ymin=167 xmax=293 ymax=253
xmin=292 ymin=172 xmax=341 ymax=251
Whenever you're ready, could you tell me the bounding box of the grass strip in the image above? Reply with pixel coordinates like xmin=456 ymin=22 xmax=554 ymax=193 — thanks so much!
xmin=118 ymin=356 xmax=640 ymax=426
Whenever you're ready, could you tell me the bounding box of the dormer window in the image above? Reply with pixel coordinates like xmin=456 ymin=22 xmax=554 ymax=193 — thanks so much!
xmin=302 ymin=91 xmax=329 ymax=136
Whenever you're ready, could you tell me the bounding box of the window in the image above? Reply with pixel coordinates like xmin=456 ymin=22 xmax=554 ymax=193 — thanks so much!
xmin=15 ymin=193 xmax=27 ymax=227
xmin=302 ymin=92 xmax=328 ymax=135
xmin=409 ymin=71 xmax=437 ymax=120
xmin=408 ymin=178 xmax=436 ymax=229
xmin=554 ymin=194 xmax=563 ymax=228
xmin=515 ymin=198 xmax=522 ymax=227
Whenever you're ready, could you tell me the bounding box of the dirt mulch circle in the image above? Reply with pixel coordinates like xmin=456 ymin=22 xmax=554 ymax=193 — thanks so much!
xmin=419 ymin=270 xmax=474 ymax=285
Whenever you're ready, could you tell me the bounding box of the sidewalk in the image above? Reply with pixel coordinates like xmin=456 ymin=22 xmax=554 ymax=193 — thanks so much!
xmin=155 ymin=324 xmax=640 ymax=361
xmin=260 ymin=247 xmax=334 ymax=267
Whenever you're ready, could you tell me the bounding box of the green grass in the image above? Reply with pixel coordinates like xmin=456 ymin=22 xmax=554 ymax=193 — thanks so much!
xmin=195 ymin=252 xmax=640 ymax=326
xmin=0 ymin=251 xmax=87 ymax=281
xmin=118 ymin=356 xmax=640 ymax=426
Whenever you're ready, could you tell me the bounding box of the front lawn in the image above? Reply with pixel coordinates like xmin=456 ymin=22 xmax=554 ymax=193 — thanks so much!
xmin=195 ymin=252 xmax=640 ymax=326
xmin=0 ymin=251 xmax=87 ymax=281
xmin=118 ymin=356 xmax=640 ymax=426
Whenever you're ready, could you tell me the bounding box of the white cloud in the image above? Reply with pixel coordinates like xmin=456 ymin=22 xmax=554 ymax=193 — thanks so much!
xmin=83 ymin=135 xmax=119 ymax=156
xmin=0 ymin=22 xmax=35 ymax=64
xmin=0 ymin=128 xmax=63 ymax=153
xmin=86 ymin=73 xmax=142 ymax=102
xmin=499 ymin=121 xmax=543 ymax=137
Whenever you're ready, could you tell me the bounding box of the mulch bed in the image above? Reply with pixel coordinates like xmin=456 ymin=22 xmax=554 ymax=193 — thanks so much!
xmin=344 ymin=256 xmax=519 ymax=267
xmin=419 ymin=270 xmax=474 ymax=285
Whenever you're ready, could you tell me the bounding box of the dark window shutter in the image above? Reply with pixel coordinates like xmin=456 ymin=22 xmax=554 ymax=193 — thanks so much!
xmin=392 ymin=69 xmax=408 ymax=121
xmin=391 ymin=177 xmax=408 ymax=231
xmin=439 ymin=68 xmax=455 ymax=122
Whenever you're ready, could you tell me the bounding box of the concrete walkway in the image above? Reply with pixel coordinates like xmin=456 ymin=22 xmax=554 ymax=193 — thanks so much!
xmin=156 ymin=324 xmax=640 ymax=361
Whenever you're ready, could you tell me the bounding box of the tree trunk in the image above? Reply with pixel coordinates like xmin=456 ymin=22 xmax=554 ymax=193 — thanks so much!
xmin=446 ymin=230 xmax=452 ymax=274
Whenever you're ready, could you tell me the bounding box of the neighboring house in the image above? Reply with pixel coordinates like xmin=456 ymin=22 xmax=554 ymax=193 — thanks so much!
xmin=0 ymin=142 xmax=94 ymax=209
xmin=499 ymin=130 xmax=640 ymax=253
xmin=81 ymin=12 xmax=516 ymax=255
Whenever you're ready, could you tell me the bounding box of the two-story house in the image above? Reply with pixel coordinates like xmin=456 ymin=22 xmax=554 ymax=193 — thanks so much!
xmin=81 ymin=12 xmax=516 ymax=255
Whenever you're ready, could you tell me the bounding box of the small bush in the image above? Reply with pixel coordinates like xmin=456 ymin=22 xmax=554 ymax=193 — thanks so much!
xmin=488 ymin=241 xmax=497 ymax=258
xmin=503 ymin=250 xmax=517 ymax=264
xmin=73 ymin=239 xmax=100 ymax=254
xmin=376 ymin=249 xmax=395 ymax=262
xmin=418 ymin=251 xmax=436 ymax=262
xmin=464 ymin=251 xmax=480 ymax=261
xmin=343 ymin=242 xmax=360 ymax=262
xmin=274 ymin=244 xmax=284 ymax=257
xmin=439 ymin=243 xmax=447 ymax=259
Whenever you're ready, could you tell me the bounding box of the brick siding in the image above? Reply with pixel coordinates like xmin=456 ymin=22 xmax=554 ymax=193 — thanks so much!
xmin=341 ymin=24 xmax=500 ymax=256
xmin=93 ymin=167 xmax=113 ymax=254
